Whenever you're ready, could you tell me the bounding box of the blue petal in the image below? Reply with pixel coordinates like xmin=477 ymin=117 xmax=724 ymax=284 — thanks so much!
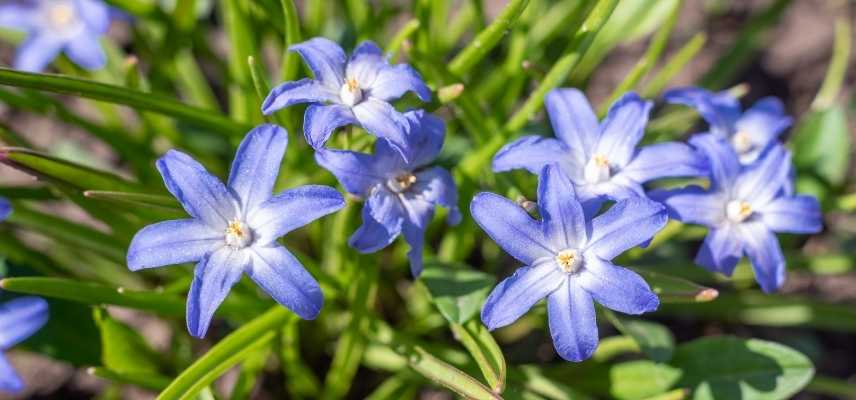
xmin=74 ymin=0 xmax=112 ymax=33
xmin=0 ymin=354 xmax=23 ymax=393
xmin=303 ymin=104 xmax=358 ymax=149
xmin=586 ymin=198 xmax=667 ymax=260
xmin=481 ymin=261 xmax=565 ymax=330
xmin=412 ymin=167 xmax=458 ymax=219
xmin=594 ymin=92 xmax=652 ymax=167
xmin=537 ymin=164 xmax=587 ymax=250
xmin=664 ymin=87 xmax=741 ymax=137
xmin=694 ymin=226 xmax=743 ymax=276
xmin=689 ymin=133 xmax=740 ymax=190
xmin=402 ymin=221 xmax=426 ymax=277
xmin=289 ymin=37 xmax=346 ymax=87
xmin=401 ymin=110 xmax=445 ymax=168
xmin=186 ymin=249 xmax=248 ymax=338
xmin=14 ymin=34 xmax=63 ymax=72
xmin=620 ymin=142 xmax=707 ymax=184
xmin=651 ymin=185 xmax=726 ymax=227
xmin=127 ymin=219 xmax=221 ymax=271
xmin=492 ymin=135 xmax=573 ymax=176
xmin=352 ymin=98 xmax=410 ymax=160
xmin=346 ymin=41 xmax=385 ymax=85
xmin=0 ymin=3 xmax=35 ymax=31
xmin=66 ymin=32 xmax=106 ymax=69
xmin=734 ymin=97 xmax=791 ymax=163
xmin=314 ymin=148 xmax=385 ymax=196
xmin=547 ymin=279 xmax=598 ymax=362
xmin=370 ymin=64 xmax=432 ymax=102
xmin=738 ymin=222 xmax=786 ymax=293
xmin=760 ymin=195 xmax=822 ymax=234
xmin=576 ymin=256 xmax=659 ymax=314
xmin=0 ymin=297 xmax=48 ymax=349
xmin=248 ymin=185 xmax=345 ymax=245
xmin=156 ymin=150 xmax=238 ymax=228
xmin=262 ymin=79 xmax=338 ymax=115
xmin=470 ymin=192 xmax=555 ymax=265
xmin=545 ymin=88 xmax=598 ymax=166
xmin=735 ymin=144 xmax=791 ymax=207
xmin=248 ymin=246 xmax=323 ymax=319
xmin=228 ymin=124 xmax=288 ymax=212
xmin=0 ymin=198 xmax=10 ymax=221
xmin=349 ymin=189 xmax=404 ymax=253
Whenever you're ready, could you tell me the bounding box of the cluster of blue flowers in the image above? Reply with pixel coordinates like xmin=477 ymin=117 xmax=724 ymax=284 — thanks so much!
xmin=0 ymin=24 xmax=825 ymax=391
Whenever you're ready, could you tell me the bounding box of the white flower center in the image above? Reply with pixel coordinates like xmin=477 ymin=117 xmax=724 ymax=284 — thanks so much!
xmin=387 ymin=172 xmax=417 ymax=193
xmin=731 ymin=131 xmax=753 ymax=154
xmin=584 ymin=153 xmax=612 ymax=184
xmin=555 ymin=249 xmax=583 ymax=274
xmin=339 ymin=78 xmax=364 ymax=106
xmin=726 ymin=200 xmax=753 ymax=223
xmin=224 ymin=219 xmax=254 ymax=249
xmin=47 ymin=3 xmax=76 ymax=27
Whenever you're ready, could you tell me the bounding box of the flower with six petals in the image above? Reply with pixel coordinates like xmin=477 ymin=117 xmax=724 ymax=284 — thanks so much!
xmin=0 ymin=297 xmax=49 ymax=393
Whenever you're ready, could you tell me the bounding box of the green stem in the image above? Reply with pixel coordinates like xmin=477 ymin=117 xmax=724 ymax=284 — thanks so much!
xmin=812 ymin=13 xmax=851 ymax=109
xmin=448 ymin=0 xmax=531 ymax=76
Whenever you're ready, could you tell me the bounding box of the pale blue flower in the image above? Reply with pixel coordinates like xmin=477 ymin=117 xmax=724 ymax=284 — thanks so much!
xmin=0 ymin=297 xmax=49 ymax=393
xmin=0 ymin=197 xmax=9 ymax=221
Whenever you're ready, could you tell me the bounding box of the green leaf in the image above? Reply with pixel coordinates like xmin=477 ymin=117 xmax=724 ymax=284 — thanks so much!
xmin=448 ymin=0 xmax=531 ymax=76
xmin=791 ymin=106 xmax=851 ymax=186
xmin=671 ymin=336 xmax=814 ymax=400
xmin=605 ymin=312 xmax=675 ymax=362
xmin=451 ymin=320 xmax=506 ymax=393
xmin=642 ymin=33 xmax=707 ymax=97
xmin=420 ymin=262 xmax=495 ymax=324
xmin=564 ymin=359 xmax=682 ymax=400
xmin=0 ymin=147 xmax=143 ymax=192
xmin=24 ymin=299 xmax=102 ymax=366
xmin=157 ymin=307 xmax=294 ymax=400
xmin=0 ymin=68 xmax=249 ymax=136
xmin=93 ymin=307 xmax=165 ymax=375
xmin=398 ymin=344 xmax=501 ymax=400
xmin=633 ymin=269 xmax=719 ymax=303
xmin=88 ymin=366 xmax=171 ymax=391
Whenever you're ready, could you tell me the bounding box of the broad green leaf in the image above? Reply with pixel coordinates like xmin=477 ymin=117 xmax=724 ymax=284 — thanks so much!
xmin=563 ymin=359 xmax=682 ymax=400
xmin=93 ymin=308 xmax=165 ymax=375
xmin=792 ymin=106 xmax=851 ymax=186
xmin=633 ymin=269 xmax=719 ymax=303
xmin=671 ymin=336 xmax=814 ymax=400
xmin=451 ymin=320 xmax=507 ymax=392
xmin=606 ymin=312 xmax=675 ymax=362
xmin=420 ymin=262 xmax=495 ymax=324
xmin=0 ymin=147 xmax=143 ymax=192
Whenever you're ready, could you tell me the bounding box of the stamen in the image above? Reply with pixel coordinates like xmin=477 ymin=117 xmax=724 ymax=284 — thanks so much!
xmin=555 ymin=249 xmax=582 ymax=274
xmin=726 ymin=200 xmax=753 ymax=223
xmin=731 ymin=131 xmax=753 ymax=154
xmin=224 ymin=219 xmax=254 ymax=248
xmin=340 ymin=78 xmax=363 ymax=106
xmin=584 ymin=153 xmax=611 ymax=184
xmin=387 ymin=173 xmax=417 ymax=193
xmin=48 ymin=3 xmax=75 ymax=27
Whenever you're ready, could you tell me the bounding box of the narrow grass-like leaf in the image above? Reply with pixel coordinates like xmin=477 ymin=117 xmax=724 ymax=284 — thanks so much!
xmin=448 ymin=0 xmax=531 ymax=76
xmin=88 ymin=366 xmax=171 ymax=391
xmin=279 ymin=318 xmax=321 ymax=398
xmin=399 ymin=345 xmax=500 ymax=400
xmin=812 ymin=15 xmax=851 ymax=109
xmin=633 ymin=269 xmax=719 ymax=303
xmin=279 ymin=0 xmax=302 ymax=81
xmin=641 ymin=33 xmax=706 ymax=97
xmin=83 ymin=190 xmax=182 ymax=211
xmin=0 ymin=147 xmax=143 ymax=192
xmin=450 ymin=320 xmax=506 ymax=393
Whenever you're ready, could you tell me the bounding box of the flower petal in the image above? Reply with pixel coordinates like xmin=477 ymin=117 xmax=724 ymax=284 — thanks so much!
xmin=127 ymin=219 xmax=221 ymax=271
xmin=349 ymin=189 xmax=404 ymax=253
xmin=248 ymin=185 xmax=345 ymax=245
xmin=14 ymin=34 xmax=63 ymax=72
xmin=734 ymin=97 xmax=791 ymax=163
xmin=370 ymin=64 xmax=432 ymax=102
xmin=314 ymin=149 xmax=385 ymax=196
xmin=0 ymin=297 xmax=48 ymax=349
xmin=289 ymin=37 xmax=346 ymax=87
xmin=586 ymin=198 xmax=667 ymax=260
xmin=538 ymin=164 xmax=587 ymax=250
xmin=689 ymin=133 xmax=740 ymax=190
xmin=65 ymin=32 xmax=106 ymax=69
xmin=481 ymin=261 xmax=565 ymax=330
xmin=470 ymin=192 xmax=555 ymax=265
xmin=547 ymin=279 xmax=598 ymax=362
xmin=594 ymin=92 xmax=653 ymax=167
xmin=760 ymin=195 xmax=822 ymax=234
xmin=412 ymin=167 xmax=458 ymax=218
xmin=0 ymin=198 xmax=10 ymax=221
xmin=664 ymin=87 xmax=741 ymax=137
xmin=352 ymin=98 xmax=409 ymax=160
xmin=736 ymin=144 xmax=791 ymax=207
xmin=228 ymin=124 xmax=288 ymax=212
xmin=346 ymin=41 xmax=385 ymax=85
xmin=651 ymin=185 xmax=726 ymax=227
xmin=694 ymin=226 xmax=743 ymax=276
xmin=402 ymin=221 xmax=426 ymax=277
xmin=577 ymin=257 xmax=659 ymax=314
xmin=0 ymin=3 xmax=35 ymax=31
xmin=401 ymin=110 xmax=445 ymax=168
xmin=248 ymin=246 xmax=323 ymax=320
xmin=261 ymin=79 xmax=337 ymax=115
xmin=74 ymin=0 xmax=112 ymax=33
xmin=0 ymin=354 xmax=23 ymax=393
xmin=303 ymin=104 xmax=358 ymax=149
xmin=186 ymin=249 xmax=248 ymax=338
xmin=545 ymin=88 xmax=599 ymax=165
xmin=492 ymin=135 xmax=574 ymax=176
xmin=156 ymin=150 xmax=238 ymax=228
xmin=738 ymin=222 xmax=786 ymax=293
xmin=619 ymin=142 xmax=707 ymax=184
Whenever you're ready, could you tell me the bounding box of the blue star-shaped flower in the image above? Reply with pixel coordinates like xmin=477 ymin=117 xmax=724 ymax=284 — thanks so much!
xmin=652 ymin=134 xmax=822 ymax=293
xmin=493 ymin=89 xmax=706 ymax=210
xmin=0 ymin=197 xmax=9 ymax=221
xmin=664 ymin=87 xmax=792 ymax=164
xmin=0 ymin=0 xmax=112 ymax=72
xmin=472 ymin=164 xmax=666 ymax=362
xmin=314 ymin=110 xmax=459 ymax=277
xmin=0 ymin=297 xmax=49 ymax=393
xmin=127 ymin=124 xmax=345 ymax=338
xmin=262 ymin=38 xmax=431 ymax=160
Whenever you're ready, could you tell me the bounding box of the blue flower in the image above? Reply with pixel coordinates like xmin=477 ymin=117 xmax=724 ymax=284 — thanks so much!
xmin=127 ymin=124 xmax=345 ymax=338
xmin=664 ymin=87 xmax=792 ymax=164
xmin=0 ymin=197 xmax=10 ymax=221
xmin=493 ymin=89 xmax=706 ymax=210
xmin=262 ymin=38 xmax=431 ymax=160
xmin=0 ymin=0 xmax=112 ymax=72
xmin=471 ymin=164 xmax=666 ymax=362
xmin=0 ymin=297 xmax=49 ymax=393
xmin=315 ymin=110 xmax=459 ymax=277
xmin=652 ymin=134 xmax=822 ymax=293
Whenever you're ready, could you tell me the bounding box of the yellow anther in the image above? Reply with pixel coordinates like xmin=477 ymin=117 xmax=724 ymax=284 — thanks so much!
xmin=726 ymin=200 xmax=753 ymax=223
xmin=225 ymin=219 xmax=253 ymax=248
xmin=555 ymin=249 xmax=582 ymax=273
